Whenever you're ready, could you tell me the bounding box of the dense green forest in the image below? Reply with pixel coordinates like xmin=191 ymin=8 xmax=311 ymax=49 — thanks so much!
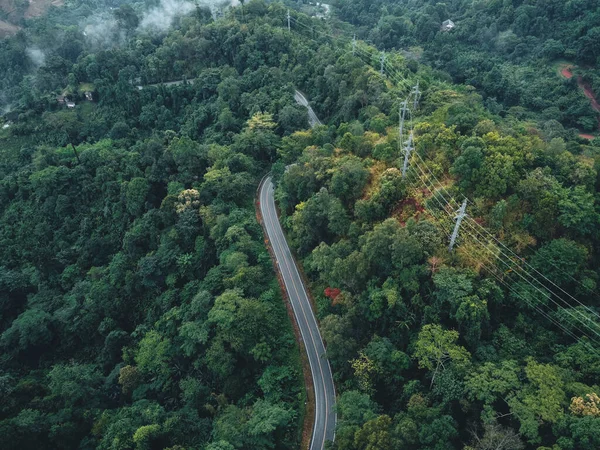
xmin=0 ymin=2 xmax=320 ymax=449
xmin=2 ymin=0 xmax=600 ymax=449
xmin=275 ymin=84 xmax=600 ymax=448
xmin=335 ymin=0 xmax=600 ymax=134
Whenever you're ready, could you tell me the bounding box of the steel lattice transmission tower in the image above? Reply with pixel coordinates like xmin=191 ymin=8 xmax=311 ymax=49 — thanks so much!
xmin=402 ymin=132 xmax=414 ymax=179
xmin=449 ymin=200 xmax=468 ymax=251
xmin=411 ymin=80 xmax=421 ymax=110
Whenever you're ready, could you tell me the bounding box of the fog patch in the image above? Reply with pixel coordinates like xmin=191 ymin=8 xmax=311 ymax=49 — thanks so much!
xmin=139 ymin=0 xmax=241 ymax=31
xmin=82 ymin=14 xmax=125 ymax=48
xmin=200 ymin=0 xmax=240 ymax=18
xmin=216 ymin=0 xmax=240 ymax=6
xmin=139 ymin=0 xmax=196 ymax=32
xmin=81 ymin=0 xmax=242 ymax=46
xmin=26 ymin=47 xmax=46 ymax=68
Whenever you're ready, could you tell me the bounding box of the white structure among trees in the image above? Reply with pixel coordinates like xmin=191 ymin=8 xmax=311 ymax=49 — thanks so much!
xmin=441 ymin=19 xmax=455 ymax=31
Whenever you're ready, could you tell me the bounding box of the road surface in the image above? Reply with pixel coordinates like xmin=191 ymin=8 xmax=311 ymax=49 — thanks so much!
xmin=137 ymin=85 xmax=324 ymax=131
xmin=259 ymin=177 xmax=336 ymax=450
xmin=295 ymin=90 xmax=323 ymax=128
xmin=137 ymin=79 xmax=196 ymax=90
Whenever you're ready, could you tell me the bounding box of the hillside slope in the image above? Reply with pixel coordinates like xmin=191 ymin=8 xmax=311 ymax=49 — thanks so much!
xmin=0 ymin=0 xmax=63 ymax=36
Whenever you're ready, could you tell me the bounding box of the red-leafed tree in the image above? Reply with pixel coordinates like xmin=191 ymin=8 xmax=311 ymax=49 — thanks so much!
xmin=324 ymin=287 xmax=341 ymax=300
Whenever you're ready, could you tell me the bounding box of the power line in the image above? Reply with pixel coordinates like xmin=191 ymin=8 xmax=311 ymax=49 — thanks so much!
xmin=411 ymin=142 xmax=600 ymax=326
xmin=460 ymin=229 xmax=600 ymax=353
xmin=402 ymin=129 xmax=600 ymax=335
xmin=465 ymin=213 xmax=600 ymax=317
xmin=488 ymin=220 xmax=600 ymax=301
xmin=407 ymin=154 xmax=600 ymax=346
xmin=352 ymin=44 xmax=411 ymax=89
xmin=408 ymin=144 xmax=600 ymax=322
xmin=461 ymin=242 xmax=593 ymax=353
xmin=406 ymin=127 xmax=600 ymax=312
xmin=288 ymin=16 xmax=412 ymax=92
xmin=285 ymin=8 xmax=600 ymax=351
xmin=407 ymin=137 xmax=600 ymax=326
xmin=288 ymin=12 xmax=413 ymax=91
xmin=461 ymin=219 xmax=600 ymax=337
xmin=407 ymin=162 xmax=600 ymax=352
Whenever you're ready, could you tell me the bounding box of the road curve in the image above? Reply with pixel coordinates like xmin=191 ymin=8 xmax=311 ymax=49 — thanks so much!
xmin=259 ymin=177 xmax=336 ymax=450
xmin=295 ymin=90 xmax=323 ymax=128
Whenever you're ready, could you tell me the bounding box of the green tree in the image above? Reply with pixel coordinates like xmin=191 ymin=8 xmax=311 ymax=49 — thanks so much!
xmin=451 ymin=146 xmax=484 ymax=192
xmin=557 ymin=186 xmax=599 ymax=235
xmin=133 ymin=424 xmax=162 ymax=450
xmin=290 ymin=189 xmax=350 ymax=254
xmin=330 ymin=156 xmax=370 ymax=206
xmin=126 ymin=177 xmax=150 ymax=217
xmin=413 ymin=324 xmax=471 ymax=387
xmin=134 ymin=330 xmax=172 ymax=380
xmin=48 ymin=363 xmax=103 ymax=408
xmin=114 ymin=4 xmax=140 ymax=31
xmin=246 ymin=400 xmax=293 ymax=448
xmin=360 ymin=218 xmax=423 ymax=279
xmin=530 ymin=239 xmax=588 ymax=287
xmin=1 ymin=308 xmax=53 ymax=353
xmin=354 ymin=415 xmax=393 ymax=450
xmin=278 ymin=104 xmax=308 ymax=135
xmin=465 ymin=360 xmax=520 ymax=422
xmin=508 ymin=359 xmax=567 ymax=443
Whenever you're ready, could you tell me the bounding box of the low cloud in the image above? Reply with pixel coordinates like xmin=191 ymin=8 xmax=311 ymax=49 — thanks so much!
xmin=82 ymin=14 xmax=125 ymax=49
xmin=81 ymin=0 xmax=241 ymax=47
xmin=139 ymin=0 xmax=196 ymax=32
xmin=26 ymin=47 xmax=46 ymax=68
xmin=202 ymin=0 xmax=240 ymax=17
xmin=139 ymin=0 xmax=241 ymax=31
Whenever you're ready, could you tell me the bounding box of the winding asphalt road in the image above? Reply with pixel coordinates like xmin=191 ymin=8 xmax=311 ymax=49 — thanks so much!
xmin=295 ymin=90 xmax=323 ymax=128
xmin=259 ymin=177 xmax=336 ymax=450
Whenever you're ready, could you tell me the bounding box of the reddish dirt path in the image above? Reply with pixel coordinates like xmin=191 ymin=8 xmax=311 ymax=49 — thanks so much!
xmin=561 ymin=67 xmax=574 ymax=79
xmin=560 ymin=64 xmax=599 ymax=139
xmin=580 ymin=80 xmax=600 ymax=112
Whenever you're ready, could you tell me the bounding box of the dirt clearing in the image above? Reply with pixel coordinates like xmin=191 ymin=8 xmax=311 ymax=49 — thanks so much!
xmin=25 ymin=0 xmax=64 ymax=19
xmin=561 ymin=66 xmax=573 ymax=79
xmin=0 ymin=0 xmax=63 ymax=34
xmin=0 ymin=19 xmax=19 ymax=37
xmin=559 ymin=63 xmax=600 ymax=137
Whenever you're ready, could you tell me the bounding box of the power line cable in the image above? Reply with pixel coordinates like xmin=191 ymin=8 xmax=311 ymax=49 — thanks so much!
xmin=408 ymin=136 xmax=600 ymax=324
xmin=407 ymin=130 xmax=600 ymax=310
xmin=407 ymin=152 xmax=600 ymax=346
xmin=408 ymin=171 xmax=600 ymax=353
xmin=287 ymin=8 xmax=600 ymax=350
